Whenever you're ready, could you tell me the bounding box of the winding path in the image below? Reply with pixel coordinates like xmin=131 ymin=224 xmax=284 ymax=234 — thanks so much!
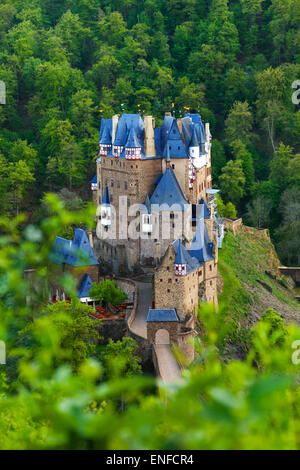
xmin=131 ymin=280 xmax=152 ymax=339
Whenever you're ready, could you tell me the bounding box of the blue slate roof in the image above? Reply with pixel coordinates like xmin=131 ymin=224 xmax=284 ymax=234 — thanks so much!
xmin=114 ymin=114 xmax=145 ymax=152
xmin=99 ymin=119 xmax=112 ymax=145
xmin=49 ymin=237 xmax=72 ymax=266
xmin=77 ymin=274 xmax=93 ymax=299
xmin=145 ymin=194 xmax=151 ymax=214
xmin=50 ymin=229 xmax=99 ymax=267
xmin=125 ymin=127 xmax=141 ymax=148
xmin=90 ymin=174 xmax=97 ymax=184
xmin=146 ymin=308 xmax=179 ymax=322
xmin=175 ymin=241 xmax=186 ymax=265
xmin=155 ymin=116 xmax=188 ymax=159
xmin=189 ymin=218 xmax=214 ymax=263
xmin=199 ymin=198 xmax=210 ymax=219
xmin=173 ymin=240 xmax=203 ymax=274
xmin=150 ymin=167 xmax=188 ymax=210
xmin=102 ymin=186 xmax=110 ymax=205
xmin=182 ymin=114 xmax=207 ymax=155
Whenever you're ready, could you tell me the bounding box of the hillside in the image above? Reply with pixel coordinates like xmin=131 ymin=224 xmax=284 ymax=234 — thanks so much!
xmin=217 ymin=229 xmax=300 ymax=358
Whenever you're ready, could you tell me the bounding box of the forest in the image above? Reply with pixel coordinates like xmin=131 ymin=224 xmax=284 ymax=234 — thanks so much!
xmin=0 ymin=0 xmax=299 ymax=264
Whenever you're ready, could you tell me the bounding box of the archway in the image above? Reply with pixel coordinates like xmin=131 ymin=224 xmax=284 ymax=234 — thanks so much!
xmin=155 ymin=329 xmax=170 ymax=345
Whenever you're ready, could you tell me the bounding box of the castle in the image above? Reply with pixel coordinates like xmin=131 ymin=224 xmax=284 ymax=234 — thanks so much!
xmin=91 ymin=112 xmax=223 ymax=330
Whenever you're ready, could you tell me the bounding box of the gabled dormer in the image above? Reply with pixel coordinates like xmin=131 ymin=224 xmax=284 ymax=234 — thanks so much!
xmin=99 ymin=119 xmax=112 ymax=156
xmin=125 ymin=127 xmax=142 ymax=160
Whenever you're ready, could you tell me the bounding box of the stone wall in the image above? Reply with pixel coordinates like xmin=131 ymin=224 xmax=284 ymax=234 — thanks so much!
xmin=242 ymin=225 xmax=270 ymax=240
xmin=223 ymin=218 xmax=243 ymax=235
xmin=147 ymin=321 xmax=179 ymax=345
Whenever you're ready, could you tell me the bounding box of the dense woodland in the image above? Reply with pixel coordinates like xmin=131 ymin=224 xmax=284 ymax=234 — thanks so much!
xmin=0 ymin=1 xmax=300 ymax=450
xmin=0 ymin=0 xmax=299 ymax=264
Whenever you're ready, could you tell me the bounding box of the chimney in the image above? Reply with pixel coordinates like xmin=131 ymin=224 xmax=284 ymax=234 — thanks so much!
xmin=112 ymin=114 xmax=120 ymax=144
xmin=144 ymin=115 xmax=156 ymax=157
xmin=177 ymin=118 xmax=184 ymax=141
xmin=205 ymin=122 xmax=210 ymax=144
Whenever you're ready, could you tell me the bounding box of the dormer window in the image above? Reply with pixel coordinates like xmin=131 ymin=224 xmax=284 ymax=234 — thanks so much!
xmin=175 ymin=264 xmax=186 ymax=276
xmin=142 ymin=214 xmax=152 ymax=233
xmin=99 ymin=144 xmax=111 ymax=156
xmin=125 ymin=148 xmax=141 ymax=160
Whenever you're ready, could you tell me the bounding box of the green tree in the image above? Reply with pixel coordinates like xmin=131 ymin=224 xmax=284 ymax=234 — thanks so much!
xmin=217 ymin=195 xmax=237 ymax=219
xmin=22 ymin=300 xmax=101 ymax=372
xmin=101 ymin=337 xmax=142 ymax=379
xmin=89 ymin=280 xmax=127 ymax=308
xmin=8 ymin=160 xmax=35 ymax=215
xmin=225 ymin=101 xmax=253 ymax=144
xmin=270 ymin=143 xmax=294 ymax=203
xmin=219 ymin=159 xmax=246 ymax=205
xmin=246 ymin=196 xmax=272 ymax=229
xmin=211 ymin=139 xmax=226 ymax=181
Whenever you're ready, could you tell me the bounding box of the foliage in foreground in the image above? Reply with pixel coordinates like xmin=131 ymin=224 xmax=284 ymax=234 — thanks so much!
xmin=0 ymin=202 xmax=300 ymax=449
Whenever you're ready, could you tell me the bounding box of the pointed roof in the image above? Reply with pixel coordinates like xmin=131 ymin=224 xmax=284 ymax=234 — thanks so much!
xmin=175 ymin=241 xmax=186 ymax=265
xmin=172 ymin=240 xmax=202 ymax=274
xmin=150 ymin=167 xmax=188 ymax=210
xmin=125 ymin=127 xmax=141 ymax=148
xmin=99 ymin=119 xmax=112 ymax=145
xmin=90 ymin=174 xmax=97 ymax=184
xmin=114 ymin=114 xmax=144 ymax=148
xmin=189 ymin=218 xmax=214 ymax=263
xmin=77 ymin=274 xmax=93 ymax=299
xmin=49 ymin=237 xmax=72 ymax=266
xmin=102 ymin=186 xmax=110 ymax=206
xmin=145 ymin=194 xmax=151 ymax=214
xmin=155 ymin=116 xmax=188 ymax=159
xmin=68 ymin=229 xmax=99 ymax=266
xmin=191 ymin=126 xmax=199 ymax=147
xmin=181 ymin=114 xmax=207 ymax=154
xmin=50 ymin=229 xmax=99 ymax=267
xmin=199 ymin=198 xmax=210 ymax=219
